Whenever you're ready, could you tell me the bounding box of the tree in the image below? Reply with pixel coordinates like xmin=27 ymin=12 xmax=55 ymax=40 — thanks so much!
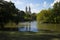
xmin=37 ymin=2 xmax=60 ymax=23
xmin=53 ymin=2 xmax=60 ymax=23
xmin=31 ymin=13 xmax=36 ymax=20
xmin=0 ymin=1 xmax=18 ymax=28
xmin=37 ymin=9 xmax=52 ymax=23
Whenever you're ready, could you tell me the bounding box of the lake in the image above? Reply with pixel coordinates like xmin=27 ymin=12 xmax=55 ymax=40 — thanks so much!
xmin=18 ymin=21 xmax=60 ymax=33
xmin=18 ymin=21 xmax=38 ymax=32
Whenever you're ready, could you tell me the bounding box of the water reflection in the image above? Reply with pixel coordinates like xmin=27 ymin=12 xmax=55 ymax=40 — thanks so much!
xmin=18 ymin=21 xmax=38 ymax=32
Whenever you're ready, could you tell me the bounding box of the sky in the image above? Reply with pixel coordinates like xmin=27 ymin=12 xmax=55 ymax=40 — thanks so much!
xmin=4 ymin=0 xmax=60 ymax=13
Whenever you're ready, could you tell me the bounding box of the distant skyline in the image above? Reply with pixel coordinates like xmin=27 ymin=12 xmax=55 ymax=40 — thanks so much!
xmin=4 ymin=0 xmax=60 ymax=13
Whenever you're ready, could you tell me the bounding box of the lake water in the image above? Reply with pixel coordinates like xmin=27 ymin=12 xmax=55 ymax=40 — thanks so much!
xmin=18 ymin=21 xmax=38 ymax=32
xmin=18 ymin=21 xmax=60 ymax=33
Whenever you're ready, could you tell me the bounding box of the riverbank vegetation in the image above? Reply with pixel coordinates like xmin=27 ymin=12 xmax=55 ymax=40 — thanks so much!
xmin=37 ymin=2 xmax=60 ymax=24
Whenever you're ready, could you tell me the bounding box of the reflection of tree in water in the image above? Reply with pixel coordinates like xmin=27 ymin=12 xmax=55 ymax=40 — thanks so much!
xmin=19 ymin=21 xmax=38 ymax=32
xmin=26 ymin=22 xmax=31 ymax=32
xmin=18 ymin=22 xmax=31 ymax=32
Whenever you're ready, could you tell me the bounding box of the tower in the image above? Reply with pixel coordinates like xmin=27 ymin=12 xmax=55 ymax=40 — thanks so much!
xmin=26 ymin=6 xmax=28 ymax=13
xmin=29 ymin=6 xmax=31 ymax=14
xmin=25 ymin=6 xmax=31 ymax=14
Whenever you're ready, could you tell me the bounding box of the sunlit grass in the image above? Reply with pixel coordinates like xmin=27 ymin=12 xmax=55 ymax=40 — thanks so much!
xmin=4 ymin=21 xmax=17 ymax=28
xmin=37 ymin=23 xmax=60 ymax=33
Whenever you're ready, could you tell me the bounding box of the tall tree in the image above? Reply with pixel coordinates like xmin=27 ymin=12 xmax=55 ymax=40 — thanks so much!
xmin=53 ymin=2 xmax=60 ymax=23
xmin=0 ymin=1 xmax=18 ymax=28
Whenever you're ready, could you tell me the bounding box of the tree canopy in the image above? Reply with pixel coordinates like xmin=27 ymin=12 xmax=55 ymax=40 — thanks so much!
xmin=37 ymin=2 xmax=60 ymax=23
xmin=0 ymin=0 xmax=19 ymax=28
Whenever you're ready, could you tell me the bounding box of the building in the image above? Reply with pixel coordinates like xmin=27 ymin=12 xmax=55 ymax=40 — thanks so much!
xmin=25 ymin=6 xmax=31 ymax=14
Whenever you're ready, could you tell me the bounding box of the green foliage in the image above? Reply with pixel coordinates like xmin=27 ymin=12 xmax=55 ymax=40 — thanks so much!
xmin=37 ymin=2 xmax=60 ymax=23
xmin=17 ymin=11 xmax=26 ymax=22
xmin=31 ymin=13 xmax=37 ymax=20
xmin=37 ymin=9 xmax=52 ymax=23
xmin=0 ymin=1 xmax=18 ymax=27
xmin=53 ymin=2 xmax=60 ymax=23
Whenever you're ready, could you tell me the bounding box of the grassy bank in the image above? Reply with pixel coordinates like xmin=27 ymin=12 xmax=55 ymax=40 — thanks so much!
xmin=4 ymin=22 xmax=17 ymax=28
xmin=37 ymin=23 xmax=60 ymax=33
